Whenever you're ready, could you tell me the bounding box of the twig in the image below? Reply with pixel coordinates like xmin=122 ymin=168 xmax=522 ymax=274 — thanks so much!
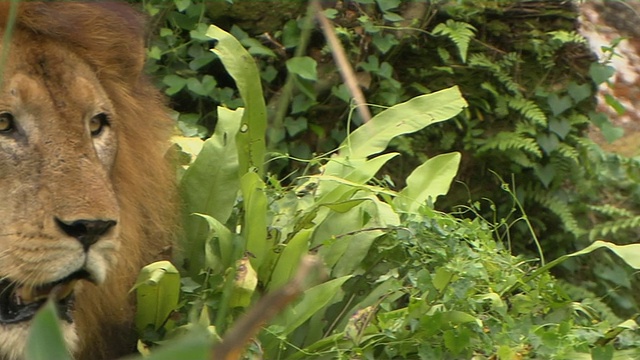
xmin=311 ymin=0 xmax=372 ymax=123
xmin=212 ymin=255 xmax=326 ymax=360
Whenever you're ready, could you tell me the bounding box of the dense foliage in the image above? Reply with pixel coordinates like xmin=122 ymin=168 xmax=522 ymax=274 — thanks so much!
xmin=26 ymin=0 xmax=640 ymax=359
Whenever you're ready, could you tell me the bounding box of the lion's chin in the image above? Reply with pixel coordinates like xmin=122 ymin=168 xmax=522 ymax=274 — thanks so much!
xmin=0 ymin=270 xmax=93 ymax=324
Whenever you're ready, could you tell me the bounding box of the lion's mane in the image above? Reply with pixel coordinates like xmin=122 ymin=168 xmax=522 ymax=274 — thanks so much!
xmin=0 ymin=3 xmax=175 ymax=358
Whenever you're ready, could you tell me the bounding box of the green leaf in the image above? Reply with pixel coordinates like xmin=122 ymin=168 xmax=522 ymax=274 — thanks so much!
xmin=394 ymin=152 xmax=461 ymax=212
xmin=371 ymin=32 xmax=399 ymax=54
xmin=143 ymin=331 xmax=211 ymax=360
xmin=267 ymin=229 xmax=312 ymax=291
xmin=591 ymin=345 xmax=614 ymax=360
xmin=26 ymin=301 xmax=71 ymax=360
xmin=548 ymin=118 xmax=571 ymax=139
xmin=240 ymin=172 xmax=269 ymax=273
xmin=567 ymin=82 xmax=591 ymax=103
xmin=318 ymin=153 xmax=400 ymax=204
xmin=519 ymin=240 xmax=640 ymax=289
xmin=433 ymin=267 xmax=454 ymax=291
xmin=286 ymin=56 xmax=318 ymax=81
xmin=284 ymin=116 xmax=308 ymax=137
xmin=600 ymin=121 xmax=624 ymax=143
xmin=163 ymin=75 xmax=187 ymax=96
xmin=271 ymin=276 xmax=352 ymax=336
xmin=340 ymin=86 xmax=467 ymax=159
xmin=133 ymin=261 xmax=181 ymax=334
xmin=547 ymin=94 xmax=572 ymax=116
xmin=443 ymin=328 xmax=471 ymax=355
xmin=534 ymin=163 xmax=556 ymax=188
xmin=589 ymin=63 xmax=615 ymax=85
xmin=537 ymin=133 xmax=559 ymax=155
xmin=207 ymin=25 xmax=267 ymax=177
xmin=604 ymin=94 xmax=625 ymax=115
xmin=174 ymin=0 xmax=191 ymax=12
xmin=228 ymin=256 xmax=258 ymax=308
xmin=382 ymin=12 xmax=405 ymax=22
xmin=194 ymin=213 xmax=235 ymax=272
xmin=180 ymin=107 xmax=242 ymax=274
xmin=376 ymin=0 xmax=400 ymax=12
xmin=282 ymin=19 xmax=301 ymax=48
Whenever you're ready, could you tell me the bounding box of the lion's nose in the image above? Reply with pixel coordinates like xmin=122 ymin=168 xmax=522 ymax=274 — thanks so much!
xmin=55 ymin=218 xmax=117 ymax=251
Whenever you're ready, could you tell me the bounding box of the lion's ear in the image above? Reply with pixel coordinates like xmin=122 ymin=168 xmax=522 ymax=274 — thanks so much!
xmin=0 ymin=2 xmax=147 ymax=85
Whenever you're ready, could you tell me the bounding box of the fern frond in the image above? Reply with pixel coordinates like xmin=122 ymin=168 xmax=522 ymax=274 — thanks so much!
xmin=508 ymin=97 xmax=547 ymax=127
xmin=515 ymin=122 xmax=537 ymax=136
xmin=547 ymin=30 xmax=587 ymax=45
xmin=555 ymin=143 xmax=579 ymax=163
xmin=527 ymin=190 xmax=583 ymax=237
xmin=509 ymin=151 xmax=537 ymax=168
xmin=469 ymin=54 xmax=520 ymax=94
xmin=590 ymin=216 xmax=640 ymax=240
xmin=478 ymin=132 xmax=542 ymax=158
xmin=558 ymin=280 xmax=622 ymax=324
xmin=550 ymin=154 xmax=579 ymax=176
xmin=587 ymin=204 xmax=634 ymax=218
xmin=433 ymin=19 xmax=476 ymax=63
xmin=567 ymin=113 xmax=590 ymax=127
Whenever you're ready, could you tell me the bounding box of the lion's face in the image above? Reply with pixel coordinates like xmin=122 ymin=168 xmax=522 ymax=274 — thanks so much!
xmin=0 ymin=32 xmax=122 ymax=359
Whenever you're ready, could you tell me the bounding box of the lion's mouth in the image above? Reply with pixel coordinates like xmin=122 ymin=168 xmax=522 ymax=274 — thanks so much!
xmin=0 ymin=270 xmax=91 ymax=324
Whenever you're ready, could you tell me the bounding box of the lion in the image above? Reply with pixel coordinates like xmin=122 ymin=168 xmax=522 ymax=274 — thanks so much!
xmin=0 ymin=3 xmax=175 ymax=359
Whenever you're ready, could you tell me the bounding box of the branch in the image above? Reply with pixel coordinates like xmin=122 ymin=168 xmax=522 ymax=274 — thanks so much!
xmin=212 ymin=255 xmax=326 ymax=360
xmin=312 ymin=0 xmax=372 ymax=123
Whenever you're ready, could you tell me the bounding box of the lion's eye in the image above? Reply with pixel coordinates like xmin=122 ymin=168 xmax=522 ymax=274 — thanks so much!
xmin=0 ymin=112 xmax=15 ymax=133
xmin=89 ymin=113 xmax=109 ymax=137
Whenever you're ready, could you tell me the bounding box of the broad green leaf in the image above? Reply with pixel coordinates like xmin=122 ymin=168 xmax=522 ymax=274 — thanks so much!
xmin=141 ymin=331 xmax=211 ymax=360
xmin=320 ymin=198 xmax=368 ymax=213
xmin=133 ymin=261 xmax=181 ymax=334
xmin=573 ymin=241 xmax=640 ymax=269
xmin=314 ymin=205 xmax=365 ymax=251
xmin=267 ymin=229 xmax=312 ymax=291
xmin=332 ymin=198 xmax=399 ymax=276
xmin=228 ymin=257 xmax=258 ymax=308
xmin=180 ymin=107 xmax=242 ymax=274
xmin=271 ymin=275 xmax=352 ymax=336
xmin=207 ymin=25 xmax=267 ymax=176
xmin=240 ymin=172 xmax=269 ymax=272
xmin=394 ymin=152 xmax=461 ymax=212
xmin=172 ymin=136 xmax=203 ymax=160
xmin=26 ymin=301 xmax=71 ymax=360
xmin=286 ymin=56 xmax=318 ymax=81
xmin=340 ymin=86 xmax=467 ymax=158
xmin=515 ymin=241 xmax=640 ymax=293
xmin=331 ymin=230 xmax=384 ymax=277
xmin=317 ymin=153 xmax=399 ymax=203
xmin=194 ymin=213 xmax=234 ymax=272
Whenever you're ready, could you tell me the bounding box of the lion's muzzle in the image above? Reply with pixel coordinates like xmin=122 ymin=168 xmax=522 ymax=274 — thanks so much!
xmin=0 ymin=270 xmax=93 ymax=324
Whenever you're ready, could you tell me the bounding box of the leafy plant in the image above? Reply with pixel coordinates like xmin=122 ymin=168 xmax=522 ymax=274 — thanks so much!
xmin=25 ymin=17 xmax=640 ymax=360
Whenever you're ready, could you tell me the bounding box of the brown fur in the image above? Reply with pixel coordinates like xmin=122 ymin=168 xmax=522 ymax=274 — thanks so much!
xmin=0 ymin=2 xmax=174 ymax=359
